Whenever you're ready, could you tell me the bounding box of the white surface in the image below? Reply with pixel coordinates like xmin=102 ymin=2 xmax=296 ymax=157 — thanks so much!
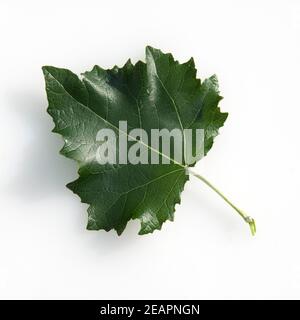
xmin=0 ymin=0 xmax=299 ymax=300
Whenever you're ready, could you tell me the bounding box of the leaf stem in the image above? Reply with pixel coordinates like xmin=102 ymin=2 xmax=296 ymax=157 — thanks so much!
xmin=188 ymin=168 xmax=256 ymax=236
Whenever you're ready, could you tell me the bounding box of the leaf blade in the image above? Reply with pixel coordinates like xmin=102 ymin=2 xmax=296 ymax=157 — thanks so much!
xmin=43 ymin=46 xmax=227 ymax=235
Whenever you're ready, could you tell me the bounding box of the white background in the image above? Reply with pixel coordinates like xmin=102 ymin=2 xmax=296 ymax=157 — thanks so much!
xmin=0 ymin=0 xmax=299 ymax=299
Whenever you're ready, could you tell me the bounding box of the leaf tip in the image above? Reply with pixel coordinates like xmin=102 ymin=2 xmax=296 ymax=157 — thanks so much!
xmin=42 ymin=65 xmax=54 ymax=76
xmin=145 ymin=45 xmax=153 ymax=52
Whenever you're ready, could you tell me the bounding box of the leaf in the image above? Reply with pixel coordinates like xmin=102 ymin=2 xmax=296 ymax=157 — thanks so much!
xmin=42 ymin=46 xmax=227 ymax=235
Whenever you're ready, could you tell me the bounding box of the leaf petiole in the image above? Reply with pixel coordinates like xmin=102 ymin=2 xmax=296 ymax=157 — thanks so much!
xmin=188 ymin=168 xmax=256 ymax=236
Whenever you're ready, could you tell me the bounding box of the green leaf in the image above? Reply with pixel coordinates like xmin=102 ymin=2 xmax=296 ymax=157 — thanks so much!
xmin=42 ymin=46 xmax=227 ymax=235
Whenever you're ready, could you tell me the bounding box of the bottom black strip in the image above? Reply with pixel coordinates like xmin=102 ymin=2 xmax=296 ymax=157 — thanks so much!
xmin=0 ymin=300 xmax=296 ymax=318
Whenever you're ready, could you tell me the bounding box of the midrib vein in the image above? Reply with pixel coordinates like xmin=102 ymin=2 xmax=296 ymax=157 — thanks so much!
xmin=154 ymin=74 xmax=184 ymax=133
